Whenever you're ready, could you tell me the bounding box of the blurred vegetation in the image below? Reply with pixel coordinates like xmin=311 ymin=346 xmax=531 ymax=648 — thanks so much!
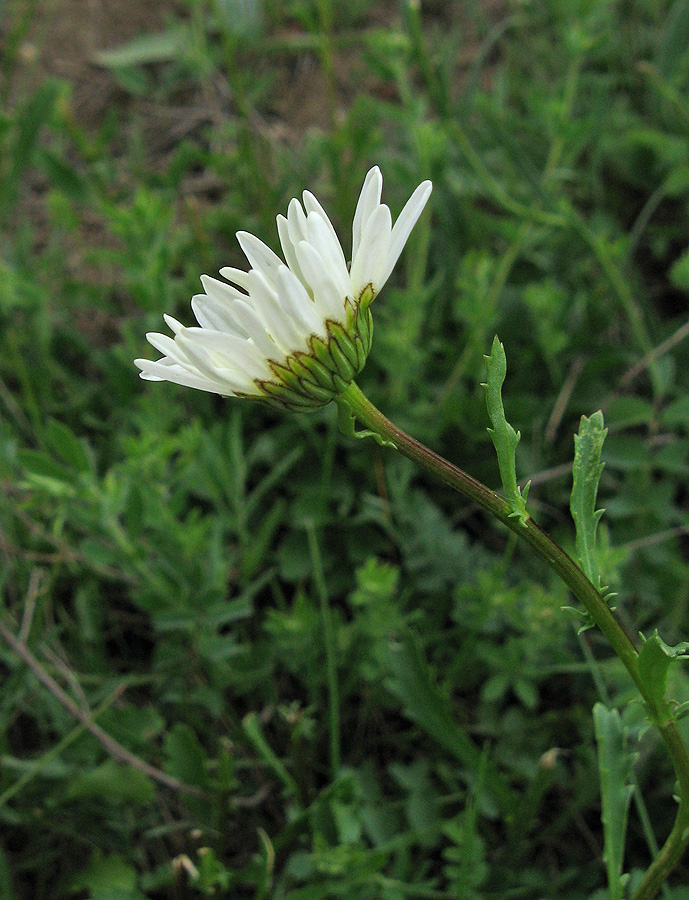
xmin=1 ymin=0 xmax=689 ymax=897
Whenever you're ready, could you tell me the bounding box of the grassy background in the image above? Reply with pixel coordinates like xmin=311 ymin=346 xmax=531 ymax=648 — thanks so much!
xmin=2 ymin=0 xmax=689 ymax=897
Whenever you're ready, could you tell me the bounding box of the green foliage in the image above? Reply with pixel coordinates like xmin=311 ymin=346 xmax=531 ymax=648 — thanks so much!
xmin=638 ymin=631 xmax=689 ymax=723
xmin=593 ymin=704 xmax=636 ymax=900
xmin=483 ymin=337 xmax=529 ymax=523
xmin=571 ymin=410 xmax=608 ymax=592
xmin=2 ymin=0 xmax=689 ymax=897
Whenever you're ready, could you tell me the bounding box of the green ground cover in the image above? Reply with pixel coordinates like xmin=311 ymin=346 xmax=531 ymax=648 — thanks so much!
xmin=2 ymin=0 xmax=689 ymax=897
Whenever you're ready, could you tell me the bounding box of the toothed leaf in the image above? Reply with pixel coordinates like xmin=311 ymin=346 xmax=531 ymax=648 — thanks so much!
xmin=571 ymin=411 xmax=607 ymax=590
xmin=483 ymin=337 xmax=529 ymax=523
xmin=638 ymin=631 xmax=689 ymax=721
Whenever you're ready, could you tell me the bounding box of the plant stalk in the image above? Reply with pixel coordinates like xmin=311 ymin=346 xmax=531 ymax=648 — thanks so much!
xmin=339 ymin=381 xmax=689 ymax=900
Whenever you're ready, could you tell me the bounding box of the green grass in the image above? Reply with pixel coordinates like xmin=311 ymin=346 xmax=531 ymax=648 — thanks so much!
xmin=2 ymin=0 xmax=689 ymax=897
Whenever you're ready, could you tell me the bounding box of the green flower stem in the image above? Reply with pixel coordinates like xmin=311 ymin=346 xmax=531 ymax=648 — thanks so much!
xmin=632 ymin=721 xmax=689 ymax=900
xmin=339 ymin=381 xmax=689 ymax=899
xmin=306 ymin=521 xmax=341 ymax=778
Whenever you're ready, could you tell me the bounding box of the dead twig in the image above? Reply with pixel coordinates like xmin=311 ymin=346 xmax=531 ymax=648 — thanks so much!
xmin=0 ymin=618 xmax=205 ymax=797
xmin=604 ymin=317 xmax=689 ymax=407
xmin=545 ymin=357 xmax=586 ymax=444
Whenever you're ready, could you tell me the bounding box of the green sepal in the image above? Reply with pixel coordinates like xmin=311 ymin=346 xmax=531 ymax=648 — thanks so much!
xmin=336 ymin=400 xmax=396 ymax=448
xmin=363 ymin=308 xmax=374 ymax=352
xmin=571 ymin=410 xmax=607 ymax=591
xmin=290 ymin=352 xmax=337 ymax=393
xmin=268 ymin=355 xmax=340 ymax=406
xmin=355 ymin=301 xmax=374 ymax=352
xmin=327 ymin=332 xmax=357 ymax=382
xmin=263 ymin=366 xmax=331 ymax=406
xmin=298 ymin=378 xmax=338 ymax=403
xmin=268 ymin=361 xmax=304 ymax=394
xmin=310 ymin=333 xmax=337 ymax=373
xmin=258 ymin=380 xmax=323 ymax=409
xmin=357 ymin=284 xmax=375 ymax=312
xmin=637 ymin=630 xmax=689 ymax=723
xmin=251 ymin=300 xmax=374 ymax=412
xmin=483 ymin=336 xmax=529 ymax=524
xmin=332 ymin=373 xmax=352 ymax=395
xmin=329 ymin=322 xmax=360 ymax=370
xmin=352 ymin=334 xmax=366 ymax=369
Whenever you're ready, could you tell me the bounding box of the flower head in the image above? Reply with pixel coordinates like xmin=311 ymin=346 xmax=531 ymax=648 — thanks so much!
xmin=135 ymin=167 xmax=432 ymax=410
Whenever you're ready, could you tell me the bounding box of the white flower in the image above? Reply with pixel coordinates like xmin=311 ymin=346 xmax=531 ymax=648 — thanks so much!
xmin=135 ymin=166 xmax=432 ymax=410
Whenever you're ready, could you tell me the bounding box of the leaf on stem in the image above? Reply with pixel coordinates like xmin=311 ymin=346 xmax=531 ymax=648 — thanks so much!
xmin=593 ymin=703 xmax=636 ymax=900
xmin=638 ymin=630 xmax=689 ymax=723
xmin=571 ymin=410 xmax=607 ymax=592
xmin=336 ymin=400 xmax=396 ymax=448
xmin=483 ymin=337 xmax=529 ymax=523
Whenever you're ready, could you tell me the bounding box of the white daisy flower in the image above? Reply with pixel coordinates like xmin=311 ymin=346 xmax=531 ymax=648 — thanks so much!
xmin=135 ymin=166 xmax=432 ymax=410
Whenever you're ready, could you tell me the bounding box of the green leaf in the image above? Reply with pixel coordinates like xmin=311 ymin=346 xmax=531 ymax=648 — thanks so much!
xmin=605 ymin=396 xmax=654 ymax=429
xmin=94 ymin=29 xmax=185 ymax=68
xmin=0 ymin=847 xmax=18 ymax=900
xmin=483 ymin=336 xmax=529 ymax=523
xmin=67 ymin=851 xmax=142 ymax=898
xmin=656 ymin=0 xmax=689 ymax=79
xmin=661 ymin=394 xmax=689 ymax=428
xmin=40 ymin=148 xmax=89 ymax=201
xmin=385 ymin=632 xmax=516 ymax=817
xmin=10 ymin=81 xmax=59 ymax=182
xmin=164 ymin=723 xmax=208 ymax=789
xmin=44 ymin=419 xmax=92 ymax=473
xmin=593 ymin=703 xmax=636 ymax=900
xmin=65 ymin=760 xmax=155 ymax=804
xmin=638 ymin=631 xmax=689 ymax=721
xmin=242 ymin=712 xmax=299 ymax=797
xmin=669 ymin=246 xmax=689 ymax=290
xmin=17 ymin=448 xmax=71 ymax=482
xmin=570 ymin=410 xmax=607 ymax=591
xmin=336 ymin=400 xmax=396 ymax=448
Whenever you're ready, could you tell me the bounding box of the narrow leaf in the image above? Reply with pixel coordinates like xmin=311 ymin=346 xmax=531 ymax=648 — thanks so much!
xmin=570 ymin=410 xmax=607 ymax=590
xmin=44 ymin=419 xmax=92 ymax=473
xmin=593 ymin=703 xmax=636 ymax=900
xmin=94 ymin=29 xmax=184 ymax=68
xmin=11 ymin=81 xmax=59 ymax=181
xmin=483 ymin=336 xmax=529 ymax=522
xmin=385 ymin=632 xmax=517 ymax=817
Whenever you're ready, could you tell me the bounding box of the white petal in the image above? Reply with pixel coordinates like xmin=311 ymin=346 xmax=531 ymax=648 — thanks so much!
xmin=352 ymin=166 xmax=382 ymax=260
xmin=219 ymin=266 xmax=253 ymax=292
xmin=145 ymin=331 xmax=197 ymax=371
xmin=191 ymin=294 xmax=248 ymax=338
xmin=224 ymin=296 xmax=279 ymax=359
xmin=179 ymin=327 xmax=269 ymax=382
xmin=350 ymin=204 xmax=392 ymax=297
xmin=295 ymin=240 xmax=347 ymax=322
xmin=163 ymin=314 xmax=184 ymax=335
xmin=377 ymin=179 xmax=433 ymax=291
xmin=302 ymin=190 xmax=341 ymax=252
xmin=136 ymin=358 xmax=232 ymax=394
xmin=236 ymin=231 xmax=284 ymax=285
xmin=286 ymin=197 xmax=308 ymax=246
xmin=276 ymin=265 xmax=323 ymax=335
xmin=201 ymin=273 xmax=247 ymax=302
xmin=244 ymin=269 xmax=305 ymax=355
xmin=175 ymin=335 xmax=256 ymax=389
xmin=306 ymin=212 xmax=351 ymax=300
xmin=276 ymin=214 xmax=302 ymax=283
